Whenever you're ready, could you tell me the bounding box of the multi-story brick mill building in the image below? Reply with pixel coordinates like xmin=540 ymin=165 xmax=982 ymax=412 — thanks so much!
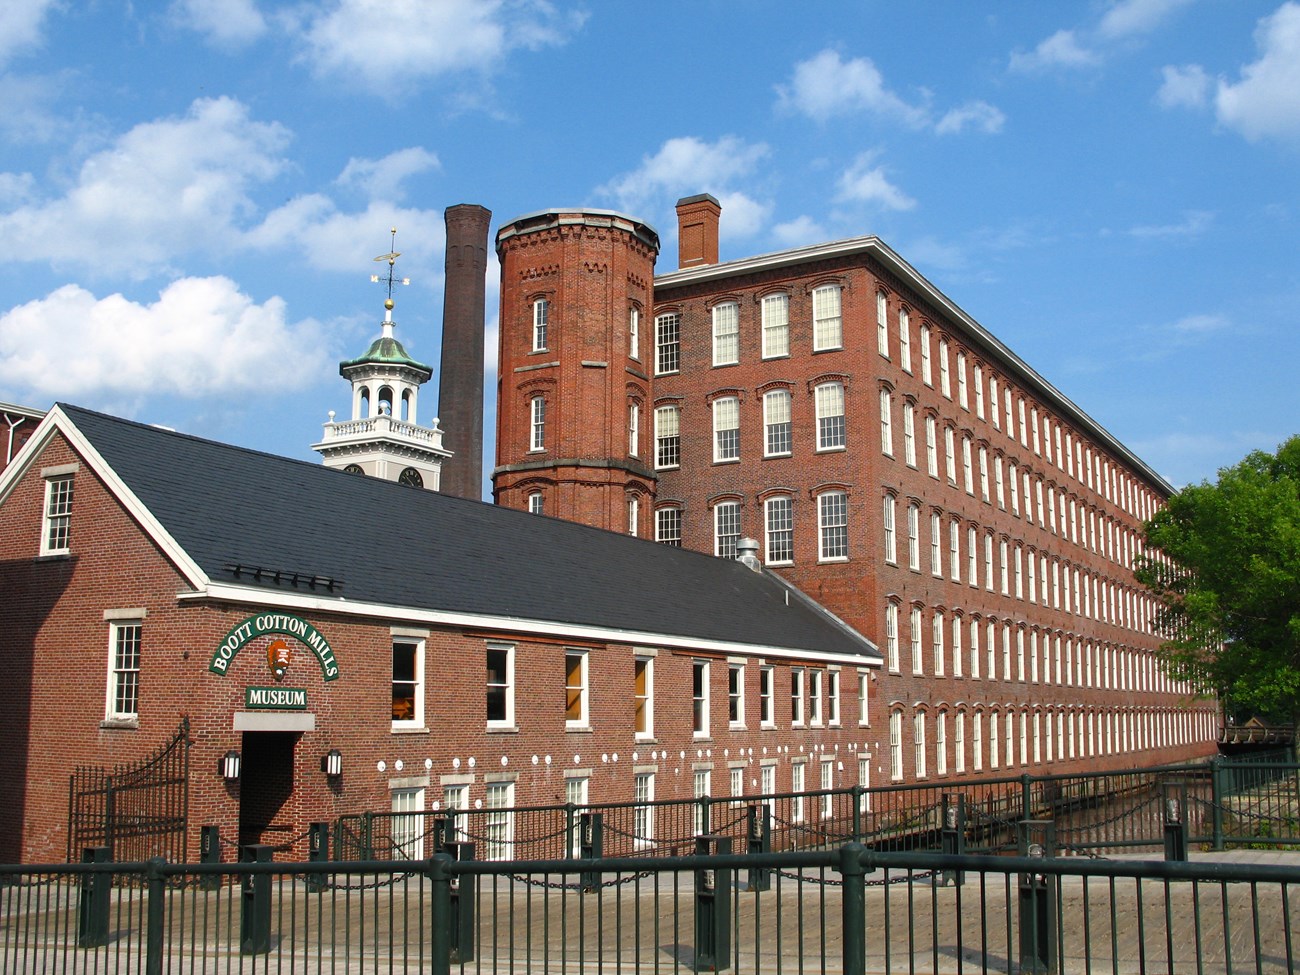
xmin=492 ymin=195 xmax=1217 ymax=788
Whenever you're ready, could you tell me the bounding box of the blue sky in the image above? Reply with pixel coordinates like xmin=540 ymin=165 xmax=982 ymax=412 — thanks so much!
xmin=1 ymin=0 xmax=1297 ymax=494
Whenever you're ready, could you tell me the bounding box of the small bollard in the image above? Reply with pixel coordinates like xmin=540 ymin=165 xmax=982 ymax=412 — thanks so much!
xmin=239 ymin=844 xmax=273 ymax=955
xmin=579 ymin=812 xmax=603 ymax=892
xmin=1164 ymin=792 xmax=1189 ymax=862
xmin=77 ymin=846 xmax=112 ymax=947
xmin=1017 ymin=821 xmax=1057 ymax=975
xmin=198 ymin=825 xmax=221 ymax=891
xmin=305 ymin=822 xmax=329 ymax=892
xmin=694 ymin=835 xmax=732 ymax=972
xmin=445 ymin=841 xmax=476 ymax=963
xmin=746 ymin=803 xmax=771 ymax=892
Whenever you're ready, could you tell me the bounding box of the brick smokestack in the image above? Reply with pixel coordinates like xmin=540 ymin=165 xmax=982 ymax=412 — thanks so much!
xmin=438 ymin=204 xmax=491 ymax=500
xmin=675 ymin=193 xmax=721 ymax=269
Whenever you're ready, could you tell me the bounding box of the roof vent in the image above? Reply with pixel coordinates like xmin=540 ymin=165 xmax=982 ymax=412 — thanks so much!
xmin=735 ymin=537 xmax=762 ymax=572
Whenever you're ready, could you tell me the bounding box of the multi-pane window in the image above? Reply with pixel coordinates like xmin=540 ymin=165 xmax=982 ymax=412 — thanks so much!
xmin=566 ymin=776 xmax=589 ymax=856
xmin=910 ymin=605 xmax=923 ymax=674
xmin=656 ymin=506 xmax=682 ymax=546
xmin=950 ymin=519 xmax=961 ymax=580
xmin=765 ymin=496 xmax=794 ymax=564
xmin=889 ymin=710 xmax=904 ymax=781
xmin=107 ymin=621 xmax=141 ymax=721
xmin=821 ymin=759 xmax=835 ymax=818
xmin=654 ymin=405 xmax=680 ymax=469
xmin=818 ymin=491 xmax=848 ymax=560
xmin=903 ymin=402 xmax=916 ymax=466
xmin=937 ymin=712 xmax=948 ymax=776
xmin=879 ymin=389 xmax=893 ymax=456
xmin=627 ymin=496 xmax=639 ymax=536
xmin=930 ymin=511 xmax=942 ymax=576
xmin=990 ymin=376 xmax=1000 ymax=428
xmin=565 ymin=650 xmax=588 ymax=727
xmin=790 ymin=667 xmax=806 ymax=725
xmin=392 ymin=639 xmax=423 ymax=727
xmin=634 ymin=656 xmax=653 ymax=737
xmin=530 ymin=397 xmax=546 ymax=451
xmin=628 ymin=403 xmax=639 ymax=457
xmin=885 ymin=601 xmax=900 ymax=672
xmin=957 ymin=352 xmax=969 ymax=410
xmin=876 ymin=291 xmax=889 ymax=357
xmin=43 ymin=474 xmax=73 ymax=555
xmin=932 ymin=610 xmax=945 ymax=675
xmin=444 ymin=784 xmax=468 ymax=841
xmin=827 ymin=669 xmax=840 ymax=725
xmin=920 ymin=324 xmax=933 ymax=385
xmin=629 ymin=306 xmax=639 ymax=359
xmin=974 ymin=364 xmax=985 ymax=418
xmin=714 ymin=501 xmax=741 ymax=558
xmin=655 ymin=313 xmax=680 ymax=374
xmin=899 ymin=307 xmax=912 ymax=372
xmin=486 ymin=644 xmax=514 ymax=727
xmin=728 ymin=663 xmax=745 ymax=727
xmin=925 ymin=415 xmax=938 ymax=477
xmin=762 ymin=294 xmax=789 ymax=358
xmin=816 ymin=383 xmax=846 ymax=450
xmin=392 ymin=787 xmax=426 ymax=860
xmin=713 ymin=397 xmax=740 ymax=462
xmin=527 ymin=492 xmax=543 ymax=515
xmin=634 ymin=772 xmax=655 ymax=848
xmin=812 ymin=284 xmax=842 ymax=350
xmin=484 ymin=782 xmax=514 ymax=860
xmin=914 ymin=712 xmax=927 ymax=778
xmin=532 ymin=298 xmax=549 ymax=351
xmin=979 ymin=446 xmax=990 ymax=502
xmin=882 ymin=494 xmax=897 ymax=564
xmin=712 ymin=302 xmax=739 ymax=365
xmin=944 ymin=427 xmax=957 ymax=483
xmin=858 ymin=670 xmax=870 ymax=726
xmin=760 ymin=666 xmax=775 ymax=726
xmin=961 ymin=437 xmax=974 ymax=494
xmin=791 ymin=762 xmax=806 ymax=821
xmin=692 ymin=660 xmax=710 ymax=736
xmin=939 ymin=339 xmax=951 ymax=398
xmin=907 ymin=503 xmax=920 ymax=571
xmin=764 ymin=390 xmax=792 ymax=456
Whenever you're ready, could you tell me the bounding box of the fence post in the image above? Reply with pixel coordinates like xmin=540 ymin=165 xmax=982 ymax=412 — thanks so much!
xmin=1163 ymin=783 xmax=1188 ymax=861
xmin=445 ymin=841 xmax=476 ymax=962
xmin=693 ymin=835 xmax=731 ymax=972
xmin=145 ymin=856 xmax=167 ymax=975
xmin=306 ymin=822 xmax=329 ymax=893
xmin=429 ymin=852 xmax=453 ymax=975
xmin=579 ymin=812 xmax=603 ymax=891
xmin=1021 ymin=774 xmax=1034 ymax=820
xmin=198 ymin=825 xmax=221 ymax=891
xmin=940 ymin=794 xmax=966 ymax=886
xmin=239 ymin=844 xmax=273 ymax=955
xmin=1210 ymin=756 xmax=1226 ymax=851
xmin=1017 ymin=821 xmax=1058 ymax=975
xmin=746 ymin=803 xmax=770 ymax=892
xmin=77 ymin=845 xmax=112 ymax=947
xmin=565 ymin=803 xmax=577 ymax=859
xmin=850 ymin=785 xmax=863 ymax=841
xmin=362 ymin=811 xmax=374 ymax=860
xmin=839 ymin=843 xmax=867 ymax=975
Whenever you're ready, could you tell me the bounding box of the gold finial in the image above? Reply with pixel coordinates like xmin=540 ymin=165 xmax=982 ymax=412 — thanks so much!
xmin=370 ymin=228 xmax=410 ymax=323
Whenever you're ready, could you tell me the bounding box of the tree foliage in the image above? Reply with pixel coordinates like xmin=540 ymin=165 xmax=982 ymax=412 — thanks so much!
xmin=1135 ymin=436 xmax=1300 ymax=730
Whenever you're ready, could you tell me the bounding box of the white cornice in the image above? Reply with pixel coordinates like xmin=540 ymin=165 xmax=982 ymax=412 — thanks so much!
xmin=180 ymin=582 xmax=883 ymax=668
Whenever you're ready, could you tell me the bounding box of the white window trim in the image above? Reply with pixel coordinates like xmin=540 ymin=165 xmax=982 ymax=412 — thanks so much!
xmin=486 ymin=642 xmax=515 ymax=729
xmin=105 ymin=618 xmax=142 ymax=724
xmin=565 ymin=649 xmax=589 ymax=729
xmin=391 ymin=637 xmax=425 ymax=731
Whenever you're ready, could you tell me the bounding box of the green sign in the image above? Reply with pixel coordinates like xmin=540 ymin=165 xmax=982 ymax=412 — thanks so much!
xmin=245 ymin=686 xmax=308 ymax=710
xmin=209 ymin=612 xmax=340 ymax=681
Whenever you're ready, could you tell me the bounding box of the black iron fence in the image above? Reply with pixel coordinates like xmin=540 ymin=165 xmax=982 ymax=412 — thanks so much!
xmin=3 ymin=838 xmax=1298 ymax=974
xmin=332 ymin=754 xmax=1300 ymax=864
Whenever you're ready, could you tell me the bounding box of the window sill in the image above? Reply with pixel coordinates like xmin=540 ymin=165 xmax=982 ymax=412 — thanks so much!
xmin=100 ymin=718 xmax=138 ymax=730
xmin=818 ymin=557 xmax=849 ymax=564
xmin=391 ymin=726 xmax=430 ymax=735
xmin=713 ymin=458 xmax=740 ymax=465
xmin=763 ymin=452 xmax=792 ymax=461
xmin=36 ymin=552 xmax=71 ymax=562
xmin=487 ymin=724 xmax=519 ymax=734
xmin=729 ymin=723 xmax=746 ymax=731
xmin=815 ymin=446 xmax=847 ymax=454
xmin=566 ymin=725 xmax=593 ymax=734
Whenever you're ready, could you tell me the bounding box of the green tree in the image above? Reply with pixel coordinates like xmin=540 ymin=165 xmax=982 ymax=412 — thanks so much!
xmin=1135 ymin=436 xmax=1300 ymax=741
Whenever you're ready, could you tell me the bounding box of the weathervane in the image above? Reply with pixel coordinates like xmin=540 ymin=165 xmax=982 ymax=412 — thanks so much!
xmin=370 ymin=227 xmax=409 ymax=325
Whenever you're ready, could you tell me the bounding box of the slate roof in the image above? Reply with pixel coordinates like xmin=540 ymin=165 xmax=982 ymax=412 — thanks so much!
xmin=60 ymin=404 xmax=879 ymax=662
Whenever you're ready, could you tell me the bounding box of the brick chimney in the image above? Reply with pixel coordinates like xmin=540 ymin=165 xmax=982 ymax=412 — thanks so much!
xmin=438 ymin=203 xmax=491 ymax=500
xmin=675 ymin=194 xmax=721 ymax=269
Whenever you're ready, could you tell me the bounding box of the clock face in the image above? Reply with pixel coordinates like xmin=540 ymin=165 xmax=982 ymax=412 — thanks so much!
xmin=343 ymin=464 xmax=364 ymax=475
xmin=399 ymin=467 xmax=423 ymax=488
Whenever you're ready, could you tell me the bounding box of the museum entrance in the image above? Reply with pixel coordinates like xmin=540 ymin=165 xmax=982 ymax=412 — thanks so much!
xmin=238 ymin=731 xmax=297 ymax=848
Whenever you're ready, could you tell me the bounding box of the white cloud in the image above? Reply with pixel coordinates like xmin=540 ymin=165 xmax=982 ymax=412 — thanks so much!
xmin=291 ymin=0 xmax=583 ymax=95
xmin=597 ymin=136 xmax=770 ymax=218
xmin=336 ymin=147 xmax=440 ymax=202
xmin=1127 ymin=210 xmax=1213 ymax=239
xmin=771 ymin=215 xmax=827 ymax=248
xmin=935 ymin=100 xmax=1006 ymax=135
xmin=1168 ymin=313 xmax=1228 ymax=336
xmin=1098 ymin=0 xmax=1194 ymax=39
xmin=0 ymin=0 xmax=57 ymax=66
xmin=170 ymin=0 xmax=267 ymax=49
xmin=248 ymin=198 xmax=446 ymax=275
xmin=714 ymin=192 xmax=772 ymax=241
xmin=1009 ymin=29 xmax=1100 ymax=72
xmin=1157 ymin=64 xmax=1210 ymax=108
xmin=776 ymin=50 xmax=929 ymax=127
xmin=0 ymin=97 xmax=291 ymax=277
xmin=0 ymin=277 xmax=330 ymax=399
xmin=835 ymin=153 xmax=916 ymax=211
xmin=1215 ymin=2 xmax=1300 ymax=142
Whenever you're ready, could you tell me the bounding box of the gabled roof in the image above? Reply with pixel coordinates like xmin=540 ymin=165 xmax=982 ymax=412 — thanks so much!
xmin=33 ymin=404 xmax=880 ymax=664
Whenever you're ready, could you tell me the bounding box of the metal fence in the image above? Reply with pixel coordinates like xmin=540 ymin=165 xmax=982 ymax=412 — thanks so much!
xmin=3 ymin=839 xmax=1298 ymax=974
xmin=331 ymin=756 xmax=1300 ymax=865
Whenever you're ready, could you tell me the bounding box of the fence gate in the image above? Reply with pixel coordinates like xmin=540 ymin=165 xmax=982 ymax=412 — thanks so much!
xmin=67 ymin=718 xmax=191 ymax=863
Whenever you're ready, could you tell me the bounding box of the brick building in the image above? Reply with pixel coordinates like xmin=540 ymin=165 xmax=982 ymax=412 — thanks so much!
xmin=0 ymin=404 xmax=879 ymax=864
xmin=492 ymin=195 xmax=1218 ymax=787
